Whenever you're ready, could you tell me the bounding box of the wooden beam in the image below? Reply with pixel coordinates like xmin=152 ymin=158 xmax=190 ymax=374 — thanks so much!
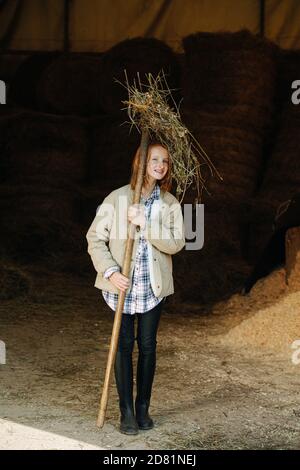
xmin=285 ymin=226 xmax=300 ymax=289
xmin=259 ymin=0 xmax=265 ymax=37
xmin=63 ymin=0 xmax=70 ymax=52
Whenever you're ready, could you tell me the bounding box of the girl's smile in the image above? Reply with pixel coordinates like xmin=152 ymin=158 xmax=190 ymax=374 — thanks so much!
xmin=146 ymin=145 xmax=169 ymax=183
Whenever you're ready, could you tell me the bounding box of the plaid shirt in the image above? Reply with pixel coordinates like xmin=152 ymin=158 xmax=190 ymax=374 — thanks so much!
xmin=102 ymin=183 xmax=163 ymax=314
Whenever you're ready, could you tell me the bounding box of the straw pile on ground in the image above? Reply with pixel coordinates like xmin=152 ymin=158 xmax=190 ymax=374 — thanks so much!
xmin=99 ymin=37 xmax=181 ymax=116
xmin=214 ymin=267 xmax=300 ymax=357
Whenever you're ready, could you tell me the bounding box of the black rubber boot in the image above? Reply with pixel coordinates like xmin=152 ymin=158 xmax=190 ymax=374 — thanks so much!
xmin=114 ymin=350 xmax=138 ymax=435
xmin=135 ymin=352 xmax=156 ymax=430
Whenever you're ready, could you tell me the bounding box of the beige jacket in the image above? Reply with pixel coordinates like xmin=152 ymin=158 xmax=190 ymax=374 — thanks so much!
xmin=86 ymin=184 xmax=185 ymax=297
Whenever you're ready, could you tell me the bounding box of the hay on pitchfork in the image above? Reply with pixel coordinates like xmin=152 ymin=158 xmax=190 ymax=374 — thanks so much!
xmin=118 ymin=71 xmax=222 ymax=203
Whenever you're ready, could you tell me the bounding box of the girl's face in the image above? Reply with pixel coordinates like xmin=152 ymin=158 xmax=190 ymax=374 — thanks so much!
xmin=146 ymin=145 xmax=169 ymax=183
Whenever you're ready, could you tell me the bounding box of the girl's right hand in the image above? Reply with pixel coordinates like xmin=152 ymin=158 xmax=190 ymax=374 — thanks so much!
xmin=109 ymin=272 xmax=130 ymax=292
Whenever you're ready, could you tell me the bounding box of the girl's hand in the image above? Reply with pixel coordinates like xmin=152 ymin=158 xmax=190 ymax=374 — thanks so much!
xmin=128 ymin=204 xmax=146 ymax=229
xmin=109 ymin=272 xmax=130 ymax=292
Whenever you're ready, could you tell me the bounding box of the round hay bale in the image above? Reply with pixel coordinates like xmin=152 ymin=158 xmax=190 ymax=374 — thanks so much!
xmin=230 ymin=49 xmax=300 ymax=265
xmin=258 ymin=104 xmax=300 ymax=205
xmin=75 ymin=185 xmax=113 ymax=228
xmin=244 ymin=102 xmax=300 ymax=265
xmin=0 ymin=182 xmax=77 ymax=223
xmin=37 ymin=54 xmax=104 ymax=116
xmin=239 ymin=196 xmax=277 ymax=265
xmin=0 ymin=264 xmax=31 ymax=300
xmin=0 ymin=53 xmax=29 ymax=83
xmin=171 ymin=209 xmax=250 ymax=304
xmin=0 ymin=213 xmax=85 ymax=265
xmin=182 ymin=29 xmax=278 ymax=113
xmin=99 ymin=37 xmax=181 ymax=116
xmin=0 ymin=110 xmax=26 ymax=183
xmin=48 ymin=251 xmax=92 ymax=276
xmin=5 ymin=111 xmax=89 ymax=184
xmin=7 ymin=52 xmax=61 ymax=109
xmin=88 ymin=115 xmax=140 ymax=185
xmin=0 ymin=115 xmax=9 ymax=183
xmin=170 ymin=207 xmax=251 ymax=305
xmin=180 ymin=31 xmax=278 ymax=207
xmin=181 ymin=106 xmax=266 ymax=206
xmin=172 ymin=252 xmax=250 ymax=305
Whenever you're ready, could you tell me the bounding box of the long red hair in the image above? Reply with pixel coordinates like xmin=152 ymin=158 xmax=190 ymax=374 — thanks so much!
xmin=130 ymin=140 xmax=172 ymax=192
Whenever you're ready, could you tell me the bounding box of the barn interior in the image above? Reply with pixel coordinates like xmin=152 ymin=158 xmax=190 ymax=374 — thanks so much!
xmin=0 ymin=0 xmax=300 ymax=450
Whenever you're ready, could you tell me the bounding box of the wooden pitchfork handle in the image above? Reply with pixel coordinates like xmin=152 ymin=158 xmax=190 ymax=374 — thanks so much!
xmin=97 ymin=128 xmax=149 ymax=428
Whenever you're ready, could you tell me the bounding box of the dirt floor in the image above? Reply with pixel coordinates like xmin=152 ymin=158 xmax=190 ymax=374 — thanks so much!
xmin=0 ymin=266 xmax=300 ymax=450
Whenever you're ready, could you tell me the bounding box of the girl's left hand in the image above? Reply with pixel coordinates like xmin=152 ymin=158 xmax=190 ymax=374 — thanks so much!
xmin=128 ymin=204 xmax=146 ymax=229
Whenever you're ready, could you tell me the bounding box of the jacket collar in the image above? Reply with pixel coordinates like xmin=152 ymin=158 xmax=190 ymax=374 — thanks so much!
xmin=127 ymin=183 xmax=161 ymax=205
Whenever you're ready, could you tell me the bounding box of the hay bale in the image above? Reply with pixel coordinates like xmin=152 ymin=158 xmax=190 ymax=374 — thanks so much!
xmin=0 ymin=181 xmax=80 ymax=221
xmin=0 ymin=263 xmax=31 ymax=300
xmin=0 ymin=53 xmax=29 ymax=83
xmin=75 ymin=185 xmax=114 ymax=228
xmin=7 ymin=52 xmax=61 ymax=109
xmin=257 ymin=104 xmax=300 ymax=205
xmin=173 ymin=251 xmax=250 ymax=305
xmin=169 ymin=206 xmax=251 ymax=305
xmin=239 ymin=196 xmax=278 ymax=265
xmin=99 ymin=37 xmax=181 ymax=116
xmin=88 ymin=115 xmax=140 ymax=185
xmin=181 ymin=106 xmax=266 ymax=206
xmin=0 ymin=209 xmax=85 ymax=266
xmin=242 ymin=50 xmax=300 ymax=265
xmin=48 ymin=251 xmax=92 ymax=276
xmin=0 ymin=181 xmax=86 ymax=267
xmin=257 ymin=51 xmax=300 ymax=205
xmin=0 ymin=115 xmax=9 ymax=183
xmin=0 ymin=110 xmax=23 ymax=179
xmin=180 ymin=30 xmax=278 ymax=206
xmin=4 ymin=111 xmax=89 ymax=184
xmin=182 ymin=29 xmax=277 ymax=110
xmin=37 ymin=54 xmax=104 ymax=116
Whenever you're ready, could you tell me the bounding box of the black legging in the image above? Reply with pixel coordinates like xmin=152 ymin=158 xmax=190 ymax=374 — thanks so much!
xmin=114 ymin=299 xmax=164 ymax=354
xmin=112 ymin=300 xmax=164 ymax=412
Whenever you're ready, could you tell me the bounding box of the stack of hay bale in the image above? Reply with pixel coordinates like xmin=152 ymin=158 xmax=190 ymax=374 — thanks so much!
xmin=8 ymin=52 xmax=61 ymax=110
xmin=0 ymin=38 xmax=181 ymax=295
xmin=244 ymin=50 xmax=300 ymax=264
xmin=171 ymin=30 xmax=278 ymax=304
xmin=0 ymin=110 xmax=89 ymax=271
xmin=3 ymin=31 xmax=298 ymax=306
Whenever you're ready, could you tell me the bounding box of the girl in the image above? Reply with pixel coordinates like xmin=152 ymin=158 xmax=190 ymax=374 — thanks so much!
xmin=86 ymin=140 xmax=185 ymax=435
